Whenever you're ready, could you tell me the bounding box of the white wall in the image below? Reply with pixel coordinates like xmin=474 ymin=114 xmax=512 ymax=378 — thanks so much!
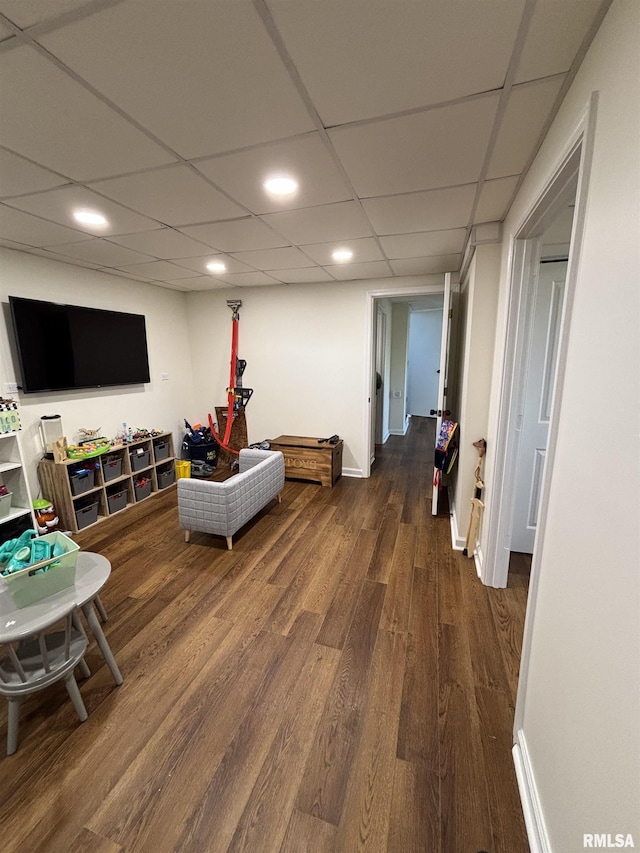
xmin=406 ymin=309 xmax=442 ymax=417
xmin=0 ymin=248 xmax=195 ymax=496
xmin=483 ymin=1 xmax=640 ymax=847
xmin=388 ymin=302 xmax=409 ymax=435
xmin=185 ymin=276 xmax=441 ymax=475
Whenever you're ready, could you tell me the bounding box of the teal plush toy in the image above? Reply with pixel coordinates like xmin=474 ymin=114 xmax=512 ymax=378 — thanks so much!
xmin=0 ymin=529 xmax=37 ymax=575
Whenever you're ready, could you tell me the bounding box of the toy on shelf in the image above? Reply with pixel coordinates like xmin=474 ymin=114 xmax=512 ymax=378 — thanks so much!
xmin=66 ymin=440 xmax=111 ymax=460
xmin=33 ymin=499 xmax=59 ymax=535
xmin=115 ymin=423 xmax=165 ymax=445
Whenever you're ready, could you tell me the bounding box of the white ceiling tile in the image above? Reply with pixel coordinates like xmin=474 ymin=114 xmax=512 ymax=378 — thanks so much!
xmin=301 ymin=236 xmax=383 ymax=266
xmin=390 ymin=255 xmax=462 ymax=276
xmin=0 ymin=46 xmax=175 ymax=181
xmin=116 ymin=260 xmax=202 ymax=281
xmin=219 ymin=272 xmax=283 ymax=287
xmin=380 ymin=229 xmax=467 ymax=260
xmin=268 ymin=267 xmax=333 ymax=283
xmin=0 ymin=0 xmax=93 ymax=29
xmin=37 ymin=1 xmax=315 ymax=159
xmin=0 ymin=149 xmax=68 ymax=197
xmin=89 ymin=166 xmax=245 ymax=227
xmin=267 ymin=0 xmax=525 ymax=124
xmin=171 ymin=254 xmax=253 ymax=276
xmin=230 ymin=246 xmax=314 ymax=271
xmin=324 ymin=261 xmax=390 ymax=281
xmin=6 ymin=185 xmax=159 ymax=235
xmin=177 ymin=277 xmax=233 ymax=292
xmin=0 ymin=202 xmax=92 ymax=246
xmin=487 ymin=77 xmax=565 ymax=180
xmin=362 ymin=185 xmax=476 ymax=235
xmin=195 ymin=134 xmax=352 ymax=215
xmin=147 ymin=279 xmax=194 ymax=292
xmin=178 ymin=218 xmax=288 ymax=253
xmin=108 ymin=228 xmax=213 ymax=259
xmin=45 ymin=238 xmax=153 ymax=267
xmin=330 ymin=95 xmax=499 ymax=197
xmin=474 ymin=176 xmax=520 ymax=223
xmin=515 ymin=0 xmax=603 ymax=84
xmin=260 ymin=200 xmax=372 ymax=245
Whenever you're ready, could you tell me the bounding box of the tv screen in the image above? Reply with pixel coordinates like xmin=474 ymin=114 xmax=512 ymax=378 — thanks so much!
xmin=9 ymin=296 xmax=151 ymax=394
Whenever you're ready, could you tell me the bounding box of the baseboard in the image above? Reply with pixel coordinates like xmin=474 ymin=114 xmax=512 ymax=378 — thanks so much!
xmin=449 ymin=500 xmax=466 ymax=551
xmin=389 ymin=424 xmax=409 ymax=436
xmin=513 ymin=731 xmax=551 ymax=853
xmin=342 ymin=467 xmax=363 ymax=478
xmin=473 ymin=542 xmax=483 ymax=578
xmin=382 ymin=429 xmax=391 ymax=444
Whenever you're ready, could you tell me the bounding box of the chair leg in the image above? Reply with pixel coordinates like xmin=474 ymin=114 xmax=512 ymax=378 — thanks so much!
xmin=94 ymin=594 xmax=108 ymax=623
xmin=7 ymin=698 xmax=20 ymax=755
xmin=226 ymin=536 xmax=233 ymax=550
xmin=64 ymin=674 xmax=88 ymax=723
xmin=185 ymin=530 xmax=191 ymax=543
xmin=77 ymin=658 xmax=91 ymax=679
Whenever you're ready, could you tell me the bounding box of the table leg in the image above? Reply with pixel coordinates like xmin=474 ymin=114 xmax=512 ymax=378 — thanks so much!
xmin=81 ymin=600 xmax=123 ymax=685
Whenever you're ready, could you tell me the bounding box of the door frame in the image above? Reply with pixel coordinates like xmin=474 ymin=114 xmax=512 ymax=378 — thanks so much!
xmin=483 ymin=94 xmax=597 ymax=592
xmin=374 ymin=304 xmax=387 ymax=445
xmin=363 ymin=282 xmax=447 ymax=478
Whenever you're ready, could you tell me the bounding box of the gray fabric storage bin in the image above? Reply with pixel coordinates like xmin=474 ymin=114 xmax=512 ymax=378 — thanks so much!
xmin=103 ymin=457 xmax=123 ymax=482
xmin=158 ymin=467 xmax=175 ymax=489
xmin=107 ymin=489 xmax=127 ymax=514
xmin=69 ymin=469 xmax=95 ymax=496
xmin=134 ymin=479 xmax=152 ymax=501
xmin=154 ymin=441 xmax=170 ymax=462
xmin=130 ymin=449 xmax=150 ymax=472
xmin=75 ymin=501 xmax=98 ymax=530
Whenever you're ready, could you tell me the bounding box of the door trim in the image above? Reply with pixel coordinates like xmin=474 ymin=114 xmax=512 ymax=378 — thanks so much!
xmin=483 ymin=93 xmax=597 ymax=591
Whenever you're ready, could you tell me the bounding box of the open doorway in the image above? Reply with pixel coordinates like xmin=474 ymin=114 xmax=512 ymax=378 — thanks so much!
xmin=509 ymin=202 xmax=574 ymax=560
xmin=406 ymin=299 xmax=444 ymax=418
xmin=482 ymin=94 xmax=596 ymax=595
xmin=364 ymin=283 xmax=447 ymax=478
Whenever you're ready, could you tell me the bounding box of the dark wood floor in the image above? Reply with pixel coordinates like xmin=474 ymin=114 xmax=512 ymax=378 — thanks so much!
xmin=0 ymin=417 xmax=529 ymax=852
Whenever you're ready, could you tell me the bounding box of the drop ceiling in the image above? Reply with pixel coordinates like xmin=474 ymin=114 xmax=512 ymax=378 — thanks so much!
xmin=0 ymin=0 xmax=608 ymax=292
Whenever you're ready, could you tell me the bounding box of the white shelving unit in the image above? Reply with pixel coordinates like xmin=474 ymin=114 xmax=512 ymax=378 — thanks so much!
xmin=0 ymin=431 xmax=36 ymax=535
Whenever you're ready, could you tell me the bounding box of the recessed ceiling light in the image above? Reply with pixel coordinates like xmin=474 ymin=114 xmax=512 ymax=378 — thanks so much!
xmin=73 ymin=209 xmax=108 ymax=227
xmin=206 ymin=260 xmax=227 ymax=273
xmin=263 ymin=175 xmax=298 ymax=196
xmin=332 ymin=248 xmax=353 ymax=263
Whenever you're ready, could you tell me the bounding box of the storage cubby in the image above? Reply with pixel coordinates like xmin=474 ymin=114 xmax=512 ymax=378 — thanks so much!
xmin=0 ymin=431 xmax=37 ymax=538
xmin=38 ymin=432 xmax=175 ymax=533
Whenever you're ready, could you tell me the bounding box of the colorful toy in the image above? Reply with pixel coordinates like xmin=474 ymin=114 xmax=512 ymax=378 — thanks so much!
xmin=0 ymin=529 xmax=38 ymax=575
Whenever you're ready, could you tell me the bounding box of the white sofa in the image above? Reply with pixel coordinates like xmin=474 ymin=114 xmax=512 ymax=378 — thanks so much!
xmin=177 ymin=448 xmax=285 ymax=550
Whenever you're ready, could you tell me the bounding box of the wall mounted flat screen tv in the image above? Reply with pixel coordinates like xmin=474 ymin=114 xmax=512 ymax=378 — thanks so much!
xmin=9 ymin=296 xmax=151 ymax=394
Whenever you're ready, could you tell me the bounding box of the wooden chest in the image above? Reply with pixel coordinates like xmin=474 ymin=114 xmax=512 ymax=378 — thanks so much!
xmin=270 ymin=435 xmax=343 ymax=487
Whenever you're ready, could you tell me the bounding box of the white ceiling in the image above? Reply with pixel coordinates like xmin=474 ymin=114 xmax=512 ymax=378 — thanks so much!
xmin=0 ymin=0 xmax=608 ymax=292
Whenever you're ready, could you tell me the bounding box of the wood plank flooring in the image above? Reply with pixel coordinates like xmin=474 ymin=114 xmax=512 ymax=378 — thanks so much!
xmin=0 ymin=417 xmax=530 ymax=852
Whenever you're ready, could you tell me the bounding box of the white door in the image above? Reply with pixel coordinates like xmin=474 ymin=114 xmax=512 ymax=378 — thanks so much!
xmin=407 ymin=309 xmax=443 ymax=416
xmin=432 ymin=273 xmax=453 ymax=516
xmin=511 ymin=261 xmax=567 ymax=552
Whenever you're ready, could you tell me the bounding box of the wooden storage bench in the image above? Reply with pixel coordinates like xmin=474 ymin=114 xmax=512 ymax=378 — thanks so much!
xmin=270 ymin=435 xmax=343 ymax=487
